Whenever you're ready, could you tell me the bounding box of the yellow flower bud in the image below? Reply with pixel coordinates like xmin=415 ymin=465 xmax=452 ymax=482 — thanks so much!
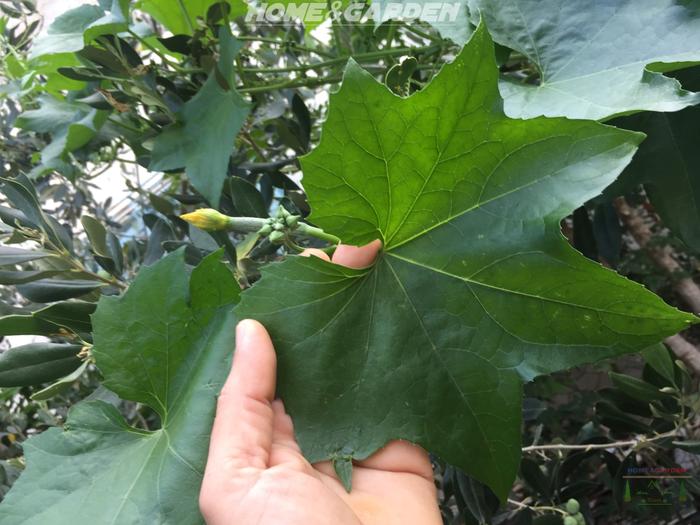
xmin=180 ymin=208 xmax=231 ymax=231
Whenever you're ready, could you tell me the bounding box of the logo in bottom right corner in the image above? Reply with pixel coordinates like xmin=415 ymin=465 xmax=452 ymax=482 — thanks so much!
xmin=623 ymin=467 xmax=691 ymax=507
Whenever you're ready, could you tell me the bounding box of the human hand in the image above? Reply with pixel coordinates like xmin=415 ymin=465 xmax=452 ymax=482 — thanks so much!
xmin=199 ymin=241 xmax=442 ymax=525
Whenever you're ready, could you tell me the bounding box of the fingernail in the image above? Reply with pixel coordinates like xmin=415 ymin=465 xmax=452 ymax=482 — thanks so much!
xmin=236 ymin=319 xmax=256 ymax=348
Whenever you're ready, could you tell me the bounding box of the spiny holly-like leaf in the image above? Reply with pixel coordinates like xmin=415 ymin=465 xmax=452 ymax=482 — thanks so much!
xmin=0 ymin=250 xmax=239 ymax=524
xmin=236 ymin=24 xmax=696 ymax=498
xmin=471 ymin=0 xmax=700 ymax=120
xmin=150 ymin=25 xmax=250 ymax=206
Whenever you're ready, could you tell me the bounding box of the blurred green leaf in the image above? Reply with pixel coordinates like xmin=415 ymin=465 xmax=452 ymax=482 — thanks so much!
xmin=608 ymin=106 xmax=700 ymax=252
xmin=29 ymin=1 xmax=129 ymax=59
xmin=595 ymin=401 xmax=650 ymax=434
xmin=520 ymin=458 xmax=551 ymax=497
xmin=31 ymin=361 xmax=89 ymax=401
xmin=16 ymin=96 xmax=109 ymax=172
xmin=81 ymin=215 xmax=109 ymax=256
xmin=385 ymin=56 xmax=418 ymax=96
xmin=81 ymin=215 xmax=123 ymax=276
xmin=609 ymin=372 xmax=670 ymax=402
xmin=228 ymin=177 xmax=267 ymax=217
xmin=148 ymin=193 xmax=175 ymax=216
xmin=0 ymin=343 xmax=83 ymax=387
xmin=0 ymin=301 xmax=95 ymax=336
xmin=137 ymin=0 xmax=247 ymax=35
xmin=641 ymin=343 xmax=676 ymax=385
xmin=1 ymin=176 xmax=72 ymax=251
xmin=0 ymin=246 xmax=50 ymax=266
xmin=456 ymin=472 xmax=496 ymax=524
xmin=150 ymin=25 xmax=249 ymax=205
xmin=672 ymin=440 xmax=700 ymax=454
xmin=0 ymin=270 xmax=62 ymax=284
xmin=17 ymin=279 xmax=104 ymax=303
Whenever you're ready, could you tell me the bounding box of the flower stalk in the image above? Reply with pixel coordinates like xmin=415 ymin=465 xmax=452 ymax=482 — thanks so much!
xmin=179 ymin=208 xmax=341 ymax=246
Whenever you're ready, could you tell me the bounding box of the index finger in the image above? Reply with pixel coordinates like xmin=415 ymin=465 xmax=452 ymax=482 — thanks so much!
xmin=331 ymin=239 xmax=382 ymax=269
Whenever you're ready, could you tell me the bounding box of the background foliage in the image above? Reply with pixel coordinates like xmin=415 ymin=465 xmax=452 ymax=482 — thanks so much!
xmin=0 ymin=0 xmax=699 ymax=523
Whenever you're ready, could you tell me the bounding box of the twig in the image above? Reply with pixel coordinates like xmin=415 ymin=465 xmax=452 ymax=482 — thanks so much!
xmin=239 ymin=75 xmax=343 ymax=93
xmin=507 ymin=498 xmax=567 ymax=516
xmin=522 ymin=429 xmax=677 ymax=453
xmin=236 ymin=35 xmax=334 ymax=58
xmin=241 ymin=130 xmax=268 ymax=161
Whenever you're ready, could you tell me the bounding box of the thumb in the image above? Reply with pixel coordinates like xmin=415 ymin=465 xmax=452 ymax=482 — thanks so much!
xmin=205 ymin=319 xmax=277 ymax=471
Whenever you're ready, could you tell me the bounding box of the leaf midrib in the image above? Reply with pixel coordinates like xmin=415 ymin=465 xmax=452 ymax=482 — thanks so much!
xmin=383 ymin=54 xmax=482 ymax=246
xmin=381 ymin=256 xmax=505 ymax=485
xmin=384 ymin=132 xmax=578 ymax=251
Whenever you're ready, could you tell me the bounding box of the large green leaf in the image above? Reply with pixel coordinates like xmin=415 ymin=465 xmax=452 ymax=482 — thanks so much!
xmin=471 ymin=0 xmax=700 ymax=120
xmin=0 ymin=250 xmax=239 ymax=524
xmin=236 ymin=25 xmax=696 ymax=498
xmin=150 ymin=25 xmax=250 ymax=206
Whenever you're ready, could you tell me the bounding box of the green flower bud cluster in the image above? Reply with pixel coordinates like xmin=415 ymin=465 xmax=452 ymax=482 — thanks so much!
xmin=563 ymin=499 xmax=584 ymax=525
xmin=256 ymin=206 xmax=302 ymax=244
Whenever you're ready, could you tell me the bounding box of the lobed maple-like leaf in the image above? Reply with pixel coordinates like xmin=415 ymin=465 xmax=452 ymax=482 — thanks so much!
xmin=0 ymin=251 xmax=239 ymax=524
xmin=236 ymin=25 xmax=697 ymax=497
xmin=471 ymin=0 xmax=700 ymax=120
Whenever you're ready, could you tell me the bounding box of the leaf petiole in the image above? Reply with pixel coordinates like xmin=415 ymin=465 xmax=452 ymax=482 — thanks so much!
xmin=180 ymin=209 xmax=341 ymax=245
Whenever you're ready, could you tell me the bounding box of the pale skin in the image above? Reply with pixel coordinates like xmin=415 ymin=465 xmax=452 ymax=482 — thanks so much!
xmin=199 ymin=240 xmax=442 ymax=525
